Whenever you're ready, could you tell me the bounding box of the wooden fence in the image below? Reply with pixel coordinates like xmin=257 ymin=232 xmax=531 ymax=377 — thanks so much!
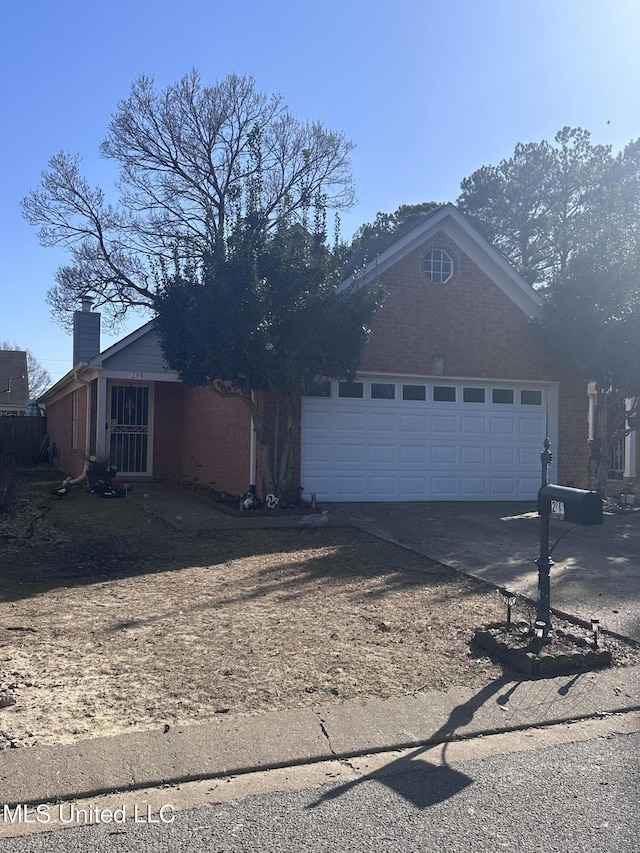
xmin=0 ymin=416 xmax=48 ymax=464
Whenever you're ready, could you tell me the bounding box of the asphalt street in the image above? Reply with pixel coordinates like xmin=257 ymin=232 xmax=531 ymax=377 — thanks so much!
xmin=3 ymin=715 xmax=638 ymax=853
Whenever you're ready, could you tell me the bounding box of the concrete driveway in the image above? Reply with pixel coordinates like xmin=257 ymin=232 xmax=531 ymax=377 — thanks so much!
xmin=327 ymin=502 xmax=640 ymax=641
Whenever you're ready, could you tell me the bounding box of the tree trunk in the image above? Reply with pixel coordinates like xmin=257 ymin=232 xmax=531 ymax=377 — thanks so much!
xmin=258 ymin=395 xmax=297 ymax=502
xmin=587 ymin=441 xmax=608 ymax=495
xmin=276 ymin=397 xmax=297 ymax=503
xmin=252 ymin=394 xmax=298 ymax=502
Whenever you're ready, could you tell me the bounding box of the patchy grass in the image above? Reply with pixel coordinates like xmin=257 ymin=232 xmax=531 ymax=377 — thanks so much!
xmin=1 ymin=468 xmax=637 ymax=750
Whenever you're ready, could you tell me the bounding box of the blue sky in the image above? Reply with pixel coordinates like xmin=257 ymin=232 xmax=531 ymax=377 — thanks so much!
xmin=2 ymin=0 xmax=640 ymax=387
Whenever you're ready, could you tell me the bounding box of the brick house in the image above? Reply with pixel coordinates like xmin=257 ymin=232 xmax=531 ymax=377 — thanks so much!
xmin=41 ymin=297 xmax=262 ymax=495
xmin=41 ymin=204 xmax=590 ymax=501
xmin=587 ymin=383 xmax=638 ymax=483
xmin=0 ymin=350 xmax=29 ymax=415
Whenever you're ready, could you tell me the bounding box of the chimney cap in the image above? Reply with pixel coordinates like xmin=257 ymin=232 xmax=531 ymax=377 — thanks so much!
xmin=80 ymin=297 xmax=93 ymax=312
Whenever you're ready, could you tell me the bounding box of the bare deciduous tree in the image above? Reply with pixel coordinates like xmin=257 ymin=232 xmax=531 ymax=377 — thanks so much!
xmin=23 ymin=71 xmax=356 ymax=329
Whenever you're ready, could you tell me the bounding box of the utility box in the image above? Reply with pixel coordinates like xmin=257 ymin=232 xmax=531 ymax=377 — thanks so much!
xmin=538 ymin=484 xmax=603 ymax=526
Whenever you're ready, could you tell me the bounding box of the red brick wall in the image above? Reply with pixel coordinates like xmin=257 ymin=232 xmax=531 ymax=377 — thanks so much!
xmin=172 ymin=386 xmax=299 ymax=500
xmin=152 ymin=382 xmax=184 ymax=480
xmin=363 ymin=234 xmax=544 ymax=378
xmin=555 ymin=367 xmax=589 ymax=487
xmin=45 ymin=384 xmax=89 ymax=478
xmin=179 ymin=385 xmax=252 ymax=495
xmin=359 ymin=232 xmax=589 ymax=486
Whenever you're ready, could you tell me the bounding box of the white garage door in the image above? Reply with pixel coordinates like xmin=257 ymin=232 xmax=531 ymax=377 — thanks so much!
xmin=301 ymin=378 xmax=550 ymax=501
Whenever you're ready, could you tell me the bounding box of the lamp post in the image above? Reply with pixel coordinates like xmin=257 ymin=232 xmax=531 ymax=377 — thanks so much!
xmin=500 ymin=588 xmax=517 ymax=630
xmin=535 ymin=438 xmax=554 ymax=643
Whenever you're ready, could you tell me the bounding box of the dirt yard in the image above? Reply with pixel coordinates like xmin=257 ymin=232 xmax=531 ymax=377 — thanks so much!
xmin=1 ymin=470 xmax=638 ymax=750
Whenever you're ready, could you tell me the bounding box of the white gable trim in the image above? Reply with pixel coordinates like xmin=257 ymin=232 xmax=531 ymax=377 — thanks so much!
xmin=341 ymin=203 xmax=541 ymax=319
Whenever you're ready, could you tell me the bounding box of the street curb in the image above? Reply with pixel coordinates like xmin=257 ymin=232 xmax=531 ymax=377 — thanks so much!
xmin=3 ymin=666 xmax=640 ymax=807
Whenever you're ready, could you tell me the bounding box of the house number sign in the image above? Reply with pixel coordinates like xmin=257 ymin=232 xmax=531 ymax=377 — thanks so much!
xmin=131 ymin=372 xmax=144 ymax=380
xmin=550 ymin=499 xmax=565 ymax=520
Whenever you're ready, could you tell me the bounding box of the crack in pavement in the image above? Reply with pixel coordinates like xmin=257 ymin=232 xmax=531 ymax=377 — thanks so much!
xmin=314 ymin=711 xmax=360 ymax=774
xmin=314 ymin=712 xmax=335 ymax=755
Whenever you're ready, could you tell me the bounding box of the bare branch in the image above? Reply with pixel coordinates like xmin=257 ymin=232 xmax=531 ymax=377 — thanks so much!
xmin=23 ymin=72 xmax=355 ymax=327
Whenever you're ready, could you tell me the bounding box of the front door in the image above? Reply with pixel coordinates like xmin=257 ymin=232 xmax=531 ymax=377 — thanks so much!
xmin=108 ymin=384 xmax=151 ymax=475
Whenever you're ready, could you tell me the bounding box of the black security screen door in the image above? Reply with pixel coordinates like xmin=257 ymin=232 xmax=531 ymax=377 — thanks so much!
xmin=109 ymin=385 xmax=149 ymax=474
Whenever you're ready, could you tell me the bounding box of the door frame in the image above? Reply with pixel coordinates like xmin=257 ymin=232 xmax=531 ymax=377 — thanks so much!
xmin=99 ymin=379 xmax=154 ymax=478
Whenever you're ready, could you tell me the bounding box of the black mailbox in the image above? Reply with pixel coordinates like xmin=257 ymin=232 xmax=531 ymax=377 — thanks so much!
xmin=538 ymin=484 xmax=603 ymax=526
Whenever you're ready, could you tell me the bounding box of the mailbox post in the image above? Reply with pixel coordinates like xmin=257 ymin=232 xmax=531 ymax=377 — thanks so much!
xmin=536 ymin=439 xmax=554 ymax=640
xmin=535 ymin=439 xmax=603 ymax=644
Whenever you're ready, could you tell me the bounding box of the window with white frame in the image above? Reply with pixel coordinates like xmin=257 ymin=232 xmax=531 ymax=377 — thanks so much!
xmin=424 ymin=249 xmax=453 ymax=284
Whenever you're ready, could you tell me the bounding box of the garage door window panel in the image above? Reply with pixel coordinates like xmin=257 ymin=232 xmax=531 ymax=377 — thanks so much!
xmin=371 ymin=382 xmax=396 ymax=400
xmin=433 ymin=386 xmax=456 ymax=402
xmin=521 ymin=390 xmax=543 ymax=405
xmin=306 ymin=380 xmax=332 ymax=397
xmin=339 ymin=381 xmax=364 ymax=398
xmin=463 ymin=387 xmax=486 ymax=403
xmin=403 ymin=384 xmax=426 ymax=401
xmin=492 ymin=389 xmax=514 ymax=404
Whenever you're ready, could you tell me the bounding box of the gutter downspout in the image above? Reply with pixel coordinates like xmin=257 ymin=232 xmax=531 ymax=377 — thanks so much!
xmin=70 ymin=365 xmax=92 ymax=485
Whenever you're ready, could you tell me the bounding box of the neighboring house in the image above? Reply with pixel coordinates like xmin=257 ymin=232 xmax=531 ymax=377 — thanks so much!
xmin=0 ymin=350 xmax=29 ymax=415
xmin=587 ymin=383 xmax=638 ymax=481
xmin=41 ymin=204 xmax=590 ymax=501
